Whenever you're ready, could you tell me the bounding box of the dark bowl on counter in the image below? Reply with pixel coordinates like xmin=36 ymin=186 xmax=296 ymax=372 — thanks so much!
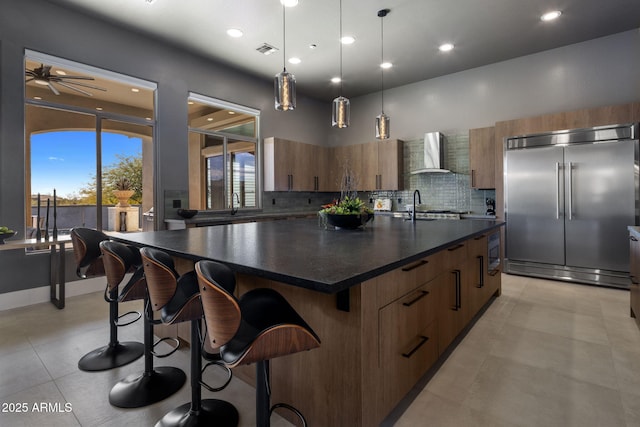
xmin=326 ymin=213 xmax=373 ymax=229
xmin=177 ymin=209 xmax=198 ymax=219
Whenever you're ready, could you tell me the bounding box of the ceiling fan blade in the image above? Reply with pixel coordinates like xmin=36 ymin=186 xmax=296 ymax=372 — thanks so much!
xmin=54 ymin=79 xmax=106 ymax=91
xmin=47 ymin=82 xmax=60 ymax=95
xmin=57 ymin=75 xmax=96 ymax=81
xmin=25 ymin=77 xmax=35 ymax=83
xmin=56 ymin=81 xmax=94 ymax=96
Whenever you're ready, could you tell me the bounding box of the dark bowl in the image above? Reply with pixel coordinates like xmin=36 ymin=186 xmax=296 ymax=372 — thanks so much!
xmin=326 ymin=213 xmax=373 ymax=229
xmin=0 ymin=231 xmax=17 ymax=244
xmin=177 ymin=209 xmax=198 ymax=219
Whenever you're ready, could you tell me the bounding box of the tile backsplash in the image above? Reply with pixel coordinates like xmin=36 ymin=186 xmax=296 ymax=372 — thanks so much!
xmin=369 ymin=130 xmax=495 ymax=214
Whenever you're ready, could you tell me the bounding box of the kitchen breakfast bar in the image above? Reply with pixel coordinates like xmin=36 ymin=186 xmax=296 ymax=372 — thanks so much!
xmin=110 ymin=216 xmax=504 ymax=426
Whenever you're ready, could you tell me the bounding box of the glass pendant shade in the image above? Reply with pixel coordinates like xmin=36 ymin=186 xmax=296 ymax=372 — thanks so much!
xmin=332 ymin=96 xmax=350 ymax=128
xmin=274 ymin=69 xmax=296 ymax=111
xmin=375 ymin=112 xmax=390 ymax=140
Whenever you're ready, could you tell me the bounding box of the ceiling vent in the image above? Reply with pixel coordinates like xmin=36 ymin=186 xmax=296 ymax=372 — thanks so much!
xmin=256 ymin=43 xmax=279 ymax=55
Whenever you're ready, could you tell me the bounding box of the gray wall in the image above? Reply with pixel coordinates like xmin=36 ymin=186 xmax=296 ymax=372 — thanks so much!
xmin=328 ymin=29 xmax=640 ymax=146
xmin=0 ymin=0 xmax=639 ymax=295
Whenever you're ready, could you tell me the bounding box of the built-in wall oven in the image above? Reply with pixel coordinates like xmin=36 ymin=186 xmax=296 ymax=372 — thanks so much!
xmin=488 ymin=232 xmax=500 ymax=273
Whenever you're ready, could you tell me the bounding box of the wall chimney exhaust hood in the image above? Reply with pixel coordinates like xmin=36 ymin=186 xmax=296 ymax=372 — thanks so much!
xmin=410 ymin=131 xmax=450 ymax=174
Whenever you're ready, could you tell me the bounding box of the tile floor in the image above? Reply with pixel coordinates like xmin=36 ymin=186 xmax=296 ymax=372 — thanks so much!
xmin=0 ymin=274 xmax=639 ymax=426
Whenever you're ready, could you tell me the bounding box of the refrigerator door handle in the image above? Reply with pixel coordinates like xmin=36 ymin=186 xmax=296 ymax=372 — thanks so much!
xmin=555 ymin=162 xmax=560 ymax=219
xmin=568 ymin=162 xmax=573 ymax=220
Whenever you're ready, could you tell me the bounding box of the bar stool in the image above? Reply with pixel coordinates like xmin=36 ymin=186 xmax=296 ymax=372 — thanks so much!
xmin=140 ymin=247 xmax=238 ymax=427
xmin=70 ymin=227 xmax=144 ymax=371
xmin=195 ymin=259 xmax=321 ymax=427
xmin=100 ymin=241 xmax=186 ymax=408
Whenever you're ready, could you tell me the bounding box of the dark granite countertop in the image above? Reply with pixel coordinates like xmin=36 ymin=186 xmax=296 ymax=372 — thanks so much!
xmin=111 ymin=216 xmax=504 ymax=294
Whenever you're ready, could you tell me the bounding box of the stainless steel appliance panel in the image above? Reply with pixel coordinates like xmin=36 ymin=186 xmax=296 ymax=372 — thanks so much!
xmin=564 ymin=140 xmax=635 ymax=271
xmin=505 ymin=145 xmax=565 ymax=265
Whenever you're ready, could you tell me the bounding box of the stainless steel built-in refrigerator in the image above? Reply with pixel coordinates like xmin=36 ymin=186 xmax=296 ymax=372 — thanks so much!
xmin=504 ymin=123 xmax=639 ymax=288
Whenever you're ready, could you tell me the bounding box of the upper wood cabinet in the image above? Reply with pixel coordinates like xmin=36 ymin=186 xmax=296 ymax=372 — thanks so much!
xmin=265 ymin=137 xmax=404 ymax=192
xmin=469 ymin=126 xmax=496 ymax=189
xmin=360 ymin=139 xmax=404 ymax=191
xmin=264 ymin=137 xmax=326 ymax=191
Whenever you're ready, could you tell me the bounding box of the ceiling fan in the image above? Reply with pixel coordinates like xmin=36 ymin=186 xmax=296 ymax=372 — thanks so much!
xmin=25 ymin=63 xmax=106 ymax=97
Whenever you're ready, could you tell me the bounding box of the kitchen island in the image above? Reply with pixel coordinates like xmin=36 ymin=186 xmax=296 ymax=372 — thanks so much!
xmin=111 ymin=216 xmax=504 ymax=426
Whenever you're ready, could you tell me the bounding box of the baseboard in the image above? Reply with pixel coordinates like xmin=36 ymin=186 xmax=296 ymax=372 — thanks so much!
xmin=0 ymin=277 xmax=104 ymax=311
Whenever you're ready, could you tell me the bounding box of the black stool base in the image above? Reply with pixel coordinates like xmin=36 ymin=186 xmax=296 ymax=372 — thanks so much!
xmin=78 ymin=341 xmax=144 ymax=372
xmin=155 ymin=399 xmax=239 ymax=427
xmin=109 ymin=367 xmax=186 ymax=408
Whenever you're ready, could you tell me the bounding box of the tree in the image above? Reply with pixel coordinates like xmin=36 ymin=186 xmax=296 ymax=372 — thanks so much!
xmin=77 ymin=153 xmax=143 ymax=205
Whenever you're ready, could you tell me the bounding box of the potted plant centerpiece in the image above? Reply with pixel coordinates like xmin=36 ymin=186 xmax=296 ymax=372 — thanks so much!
xmin=319 ymin=160 xmax=373 ymax=229
xmin=320 ymin=197 xmax=374 ymax=229
xmin=112 ymin=177 xmax=135 ymax=207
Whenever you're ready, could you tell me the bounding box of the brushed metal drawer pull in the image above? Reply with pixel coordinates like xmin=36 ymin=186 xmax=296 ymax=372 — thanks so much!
xmin=402 ymin=290 xmax=429 ymax=307
xmin=447 ymin=244 xmax=465 ymax=252
xmin=402 ymin=335 xmax=429 ymax=358
xmin=402 ymin=259 xmax=429 ymax=272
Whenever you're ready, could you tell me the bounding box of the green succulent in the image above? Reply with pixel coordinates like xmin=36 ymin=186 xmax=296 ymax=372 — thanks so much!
xmin=320 ymin=196 xmax=373 ymax=215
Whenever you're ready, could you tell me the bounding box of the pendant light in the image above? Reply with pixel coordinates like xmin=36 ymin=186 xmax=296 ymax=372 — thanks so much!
xmin=375 ymin=8 xmax=390 ymax=139
xmin=275 ymin=3 xmax=296 ymax=111
xmin=332 ymin=0 xmax=350 ymax=128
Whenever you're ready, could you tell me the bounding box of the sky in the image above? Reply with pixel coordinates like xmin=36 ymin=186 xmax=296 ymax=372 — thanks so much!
xmin=31 ymin=131 xmax=142 ymax=198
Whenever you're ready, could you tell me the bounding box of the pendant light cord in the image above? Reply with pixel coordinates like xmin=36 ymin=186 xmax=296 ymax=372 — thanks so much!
xmin=339 ymin=0 xmax=344 ymax=95
xmin=282 ymin=4 xmax=287 ymax=72
xmin=378 ymin=9 xmax=389 ymax=114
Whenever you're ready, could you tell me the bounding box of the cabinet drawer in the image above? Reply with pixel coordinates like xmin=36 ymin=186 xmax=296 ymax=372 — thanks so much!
xmin=443 ymin=240 xmax=469 ymax=269
xmin=377 ymin=251 xmax=444 ymax=307
xmin=380 ymin=317 xmax=438 ymax=411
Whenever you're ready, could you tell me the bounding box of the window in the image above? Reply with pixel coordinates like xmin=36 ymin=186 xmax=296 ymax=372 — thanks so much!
xmin=188 ymin=94 xmax=260 ymax=211
xmin=25 ymin=51 xmax=156 ymax=233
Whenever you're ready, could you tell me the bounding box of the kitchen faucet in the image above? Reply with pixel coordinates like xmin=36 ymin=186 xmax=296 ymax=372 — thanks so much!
xmin=231 ymin=192 xmax=240 ymax=215
xmin=411 ymin=189 xmax=421 ymax=223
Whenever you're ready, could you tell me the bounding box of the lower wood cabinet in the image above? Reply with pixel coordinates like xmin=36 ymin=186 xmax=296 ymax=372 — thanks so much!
xmin=379 ymin=281 xmax=439 ymax=411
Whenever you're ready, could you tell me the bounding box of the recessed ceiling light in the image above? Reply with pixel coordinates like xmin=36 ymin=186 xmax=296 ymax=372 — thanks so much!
xmin=280 ymin=0 xmax=298 ymax=6
xmin=188 ymin=101 xmax=194 ymax=105
xmin=226 ymin=28 xmax=244 ymax=38
xmin=439 ymin=43 xmax=454 ymax=52
xmin=288 ymin=57 xmax=301 ymax=65
xmin=331 ymin=77 xmax=341 ymax=84
xmin=131 ymin=87 xmax=140 ymax=93
xmin=96 ymin=107 xmax=103 ymax=111
xmin=541 ymin=10 xmax=561 ymax=21
xmin=228 ymin=111 xmax=236 ymax=115
xmin=55 ymin=70 xmax=67 ymax=76
xmin=33 ymin=96 xmax=42 ymax=100
xmin=340 ymin=36 xmax=355 ymax=45
xmin=207 ymin=117 xmax=214 ymax=121
xmin=34 ymin=79 xmax=49 ymax=86
xmin=145 ymin=117 xmax=152 ymax=121
xmin=309 ymin=43 xmax=317 ymax=49
xmin=380 ymin=62 xmax=392 ymax=69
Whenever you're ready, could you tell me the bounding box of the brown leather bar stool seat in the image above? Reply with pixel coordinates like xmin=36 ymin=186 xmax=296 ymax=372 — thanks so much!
xmin=195 ymin=260 xmax=321 ymax=427
xmin=70 ymin=227 xmax=144 ymax=371
xmin=141 ymin=247 xmax=238 ymax=427
xmin=100 ymin=241 xmax=186 ymax=408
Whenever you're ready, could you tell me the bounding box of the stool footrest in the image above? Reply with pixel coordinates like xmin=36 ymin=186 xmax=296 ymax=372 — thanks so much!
xmin=115 ymin=310 xmax=142 ymax=327
xmin=151 ymin=336 xmax=180 ymax=358
xmin=271 ymin=403 xmax=307 ymax=427
xmin=200 ymin=360 xmax=233 ymax=393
